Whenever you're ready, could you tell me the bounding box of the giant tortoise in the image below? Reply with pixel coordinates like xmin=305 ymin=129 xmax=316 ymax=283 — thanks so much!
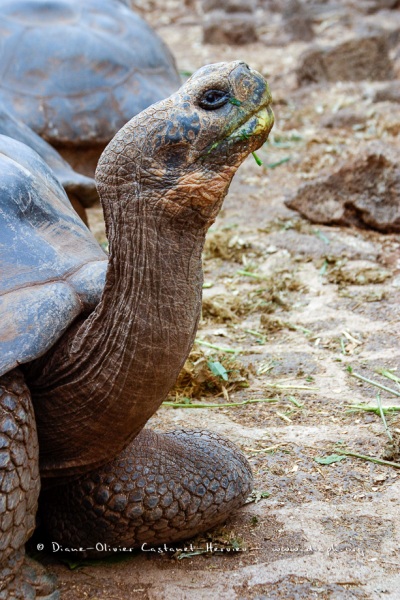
xmin=0 ymin=61 xmax=274 ymax=598
xmin=0 ymin=0 xmax=181 ymax=177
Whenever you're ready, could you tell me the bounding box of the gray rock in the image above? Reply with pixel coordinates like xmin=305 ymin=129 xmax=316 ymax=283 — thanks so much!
xmin=285 ymin=143 xmax=400 ymax=233
xmin=203 ymin=12 xmax=258 ymax=44
xmin=201 ymin=0 xmax=255 ymax=13
xmin=296 ymin=34 xmax=394 ymax=84
xmin=283 ymin=0 xmax=314 ymax=42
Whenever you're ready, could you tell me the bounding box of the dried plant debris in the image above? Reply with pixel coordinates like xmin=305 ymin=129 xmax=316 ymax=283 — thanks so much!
xmin=202 ymin=297 xmax=241 ymax=323
xmin=169 ymin=347 xmax=253 ymax=400
xmin=202 ymin=292 xmax=265 ymax=323
xmin=173 ymin=525 xmax=246 ymax=560
xmin=259 ymin=315 xmax=286 ymax=332
xmin=325 ymin=259 xmax=392 ymax=286
xmin=202 ymin=271 xmax=306 ymax=324
xmin=382 ymin=430 xmax=400 ymax=462
xmin=203 ymin=229 xmax=258 ymax=262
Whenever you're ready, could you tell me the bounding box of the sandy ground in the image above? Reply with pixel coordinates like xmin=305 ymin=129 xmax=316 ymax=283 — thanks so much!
xmin=38 ymin=2 xmax=400 ymax=598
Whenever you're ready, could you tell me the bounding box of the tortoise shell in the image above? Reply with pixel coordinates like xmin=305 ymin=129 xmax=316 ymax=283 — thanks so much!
xmin=0 ymin=135 xmax=107 ymax=377
xmin=0 ymin=0 xmax=181 ymax=146
xmin=0 ymin=102 xmax=98 ymax=208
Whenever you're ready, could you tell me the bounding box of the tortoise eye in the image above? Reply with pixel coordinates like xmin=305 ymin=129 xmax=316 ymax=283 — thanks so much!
xmin=198 ymin=89 xmax=230 ymax=110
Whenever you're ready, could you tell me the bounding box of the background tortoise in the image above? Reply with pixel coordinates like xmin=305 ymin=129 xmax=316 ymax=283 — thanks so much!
xmin=0 ymin=61 xmax=274 ymax=598
xmin=0 ymin=102 xmax=97 ymax=224
xmin=0 ymin=0 xmax=181 ymax=178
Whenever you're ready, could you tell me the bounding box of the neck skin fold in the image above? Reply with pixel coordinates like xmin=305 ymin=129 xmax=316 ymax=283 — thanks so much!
xmin=26 ymin=181 xmax=207 ymax=478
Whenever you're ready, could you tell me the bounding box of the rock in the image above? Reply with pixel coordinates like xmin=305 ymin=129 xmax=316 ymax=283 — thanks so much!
xmin=200 ymin=0 xmax=255 ymax=12
xmin=203 ymin=12 xmax=258 ymax=44
xmin=296 ymin=34 xmax=394 ymax=84
xmin=282 ymin=0 xmax=314 ymax=42
xmin=285 ymin=144 xmax=400 ymax=233
xmin=372 ymin=81 xmax=400 ymax=103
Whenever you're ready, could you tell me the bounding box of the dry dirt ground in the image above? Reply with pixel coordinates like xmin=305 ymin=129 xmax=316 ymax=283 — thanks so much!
xmin=39 ymin=2 xmax=400 ymax=598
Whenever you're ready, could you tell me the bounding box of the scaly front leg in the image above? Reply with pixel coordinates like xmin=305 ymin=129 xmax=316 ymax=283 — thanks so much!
xmin=41 ymin=429 xmax=252 ymax=553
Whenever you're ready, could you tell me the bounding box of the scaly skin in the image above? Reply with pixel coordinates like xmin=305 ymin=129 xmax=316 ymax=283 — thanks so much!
xmin=42 ymin=430 xmax=252 ymax=553
xmin=0 ymin=370 xmax=58 ymax=599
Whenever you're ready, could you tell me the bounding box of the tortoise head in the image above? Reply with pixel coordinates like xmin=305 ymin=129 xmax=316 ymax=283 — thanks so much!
xmin=96 ymin=61 xmax=274 ymax=227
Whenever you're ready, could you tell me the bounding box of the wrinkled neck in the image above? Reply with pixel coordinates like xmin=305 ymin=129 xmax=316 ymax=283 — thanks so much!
xmin=28 ymin=184 xmax=206 ymax=478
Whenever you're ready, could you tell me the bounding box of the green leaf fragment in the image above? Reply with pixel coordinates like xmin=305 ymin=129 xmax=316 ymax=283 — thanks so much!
xmin=348 ymin=369 xmax=400 ymax=397
xmin=319 ymin=259 xmax=329 ymax=276
xmin=231 ymin=539 xmax=242 ymax=550
xmin=246 ymin=490 xmax=270 ymax=504
xmin=266 ymin=157 xmax=290 ymax=169
xmin=207 ymin=360 xmax=229 ymax=381
xmin=346 ymin=404 xmax=400 ymax=414
xmin=162 ymin=397 xmax=277 ymax=409
xmin=252 ymin=151 xmax=263 ymax=166
xmin=195 ymin=338 xmax=241 ymax=354
xmin=314 ymin=454 xmax=347 ymax=465
xmin=287 ymin=395 xmax=303 ymax=408
xmin=237 ymin=269 xmax=266 ymax=280
xmin=313 ymin=229 xmax=330 ymax=245
xmin=376 ymin=368 xmax=400 ymax=384
xmin=335 ymin=450 xmax=400 ymax=469
xmin=207 ymin=141 xmax=220 ymax=154
xmin=176 ymin=550 xmax=209 ymax=559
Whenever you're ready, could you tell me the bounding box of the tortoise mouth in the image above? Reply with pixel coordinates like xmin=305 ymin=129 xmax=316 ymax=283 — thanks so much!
xmin=227 ymin=105 xmax=274 ymax=144
xmin=200 ymin=101 xmax=274 ymax=160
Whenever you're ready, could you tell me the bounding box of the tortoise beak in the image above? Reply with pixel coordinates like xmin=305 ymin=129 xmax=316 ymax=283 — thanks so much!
xmin=228 ymin=105 xmax=275 ymax=144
